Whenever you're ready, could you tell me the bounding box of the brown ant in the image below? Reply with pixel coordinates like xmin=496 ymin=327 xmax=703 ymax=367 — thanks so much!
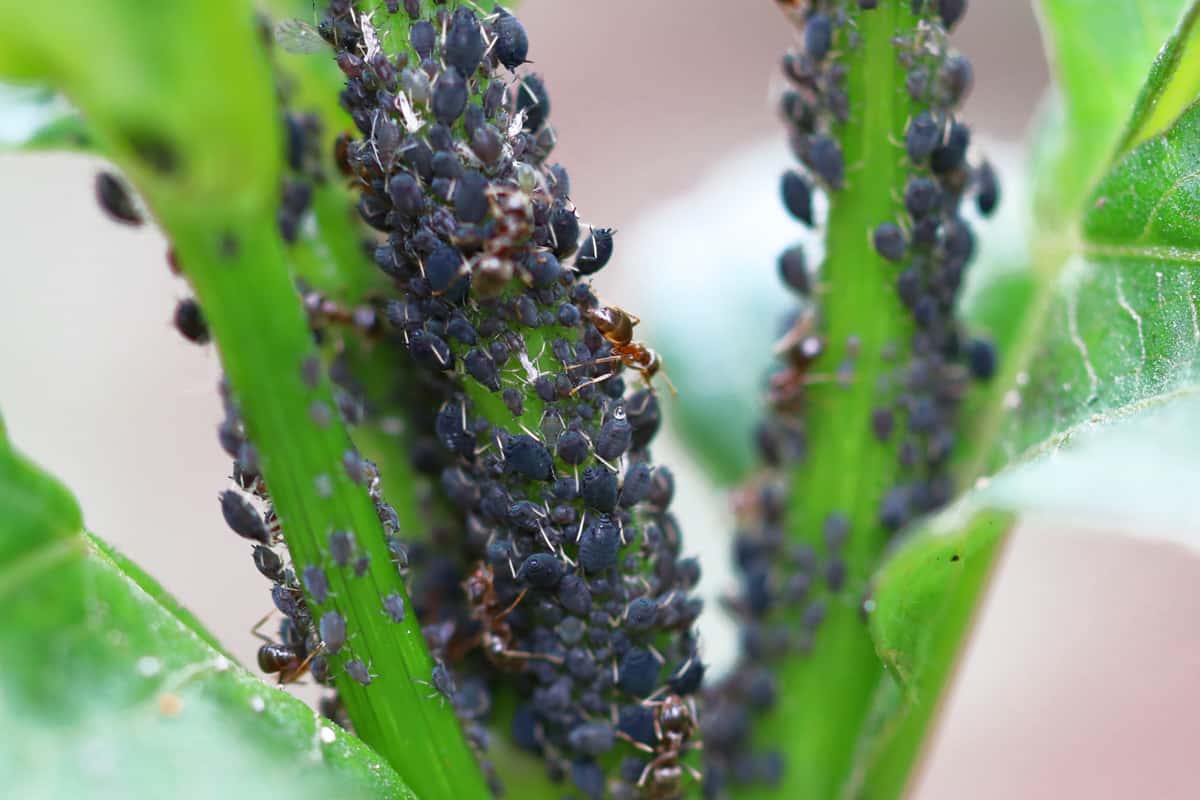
xmin=456 ymin=562 xmax=562 ymax=668
xmin=618 ymin=693 xmax=702 ymax=798
xmin=252 ymin=614 xmax=322 ymax=685
xmin=568 ymin=304 xmax=677 ymax=396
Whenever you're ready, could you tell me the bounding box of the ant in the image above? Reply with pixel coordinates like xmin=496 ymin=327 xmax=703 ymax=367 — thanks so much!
xmin=252 ymin=613 xmax=322 ymax=685
xmin=458 ymin=562 xmax=562 ymax=668
xmin=618 ymin=693 xmax=702 ymax=798
xmin=568 ymin=304 xmax=677 ymax=396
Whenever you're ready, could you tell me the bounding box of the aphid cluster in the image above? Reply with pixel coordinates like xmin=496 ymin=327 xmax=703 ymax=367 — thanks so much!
xmin=311 ymin=3 xmax=704 ymax=797
xmin=703 ymin=1 xmax=997 ymax=794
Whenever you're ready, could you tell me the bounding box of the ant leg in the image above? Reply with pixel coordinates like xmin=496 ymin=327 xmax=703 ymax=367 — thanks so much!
xmin=495 ymin=588 xmax=528 ymax=621
xmin=569 ymin=371 xmax=617 ymax=396
xmin=615 ymin=730 xmax=656 ymax=754
xmin=564 ymin=355 xmax=623 ymax=372
xmin=250 ymin=610 xmax=276 ymax=643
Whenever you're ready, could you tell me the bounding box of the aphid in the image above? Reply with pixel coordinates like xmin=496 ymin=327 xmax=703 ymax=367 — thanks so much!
xmin=302 ymin=565 xmax=330 ymax=604
xmin=905 ymin=112 xmax=941 ymax=163
xmin=251 ymin=545 xmax=284 ymax=581
xmin=807 ymin=135 xmax=844 ymax=189
xmin=382 ymin=592 xmax=406 ymax=623
xmin=550 ymin=202 xmax=581 ymax=258
xmin=515 ymin=74 xmax=551 ymax=131
xmin=903 ymin=176 xmax=940 ymax=218
xmin=581 ymin=466 xmax=619 ymax=513
xmin=575 ymin=227 xmax=614 ymax=275
xmin=465 ymin=348 xmax=502 ymax=391
xmin=220 ymin=489 xmax=270 ymax=544
xmin=975 ymin=161 xmax=999 ymax=216
xmin=517 ymin=552 xmax=565 ymax=589
xmin=568 ymin=721 xmax=616 ymax=757
xmin=966 ymin=336 xmax=996 ymax=380
xmin=445 ymin=8 xmax=486 ymax=77
xmin=526 ymin=251 xmax=563 ymax=287
xmin=879 ymin=485 xmax=911 ymax=531
xmin=410 ymin=329 xmax=455 ymax=372
xmin=504 ymin=434 xmax=554 ymax=481
xmin=453 ymin=170 xmax=490 ymax=224
xmin=345 ymin=658 xmax=372 ymax=686
xmin=319 ymin=610 xmax=347 ymax=653
xmin=804 ymin=13 xmax=833 ymax=61
xmin=432 ymin=67 xmax=468 ymax=124
xmin=428 ymin=659 xmax=457 ymax=702
xmin=937 ymin=0 xmax=967 ymax=30
xmin=595 ymin=409 xmax=633 ymax=460
xmin=781 ymin=170 xmax=813 ymax=226
xmin=95 ymin=171 xmax=142 ymax=226
xmin=173 ymin=298 xmax=210 ymax=344
xmin=578 ymin=515 xmax=621 ymax=572
xmin=778 ymin=244 xmax=810 ymax=295
xmin=557 ymin=573 xmax=593 ymax=615
xmin=409 ymin=20 xmax=436 ymax=59
xmin=492 ymin=9 xmax=530 ymax=69
xmin=931 ymin=121 xmax=970 ymax=175
xmin=871 ymin=407 xmax=895 ymax=441
xmin=618 ymin=647 xmax=661 ymax=696
xmin=873 ymin=222 xmax=907 ymax=262
xmin=327 ymin=529 xmax=355 ymax=568
xmin=938 ymin=54 xmax=973 ymax=104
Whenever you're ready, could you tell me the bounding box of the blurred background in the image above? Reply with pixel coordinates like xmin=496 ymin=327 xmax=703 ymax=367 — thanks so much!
xmin=3 ymin=2 xmax=1200 ymax=798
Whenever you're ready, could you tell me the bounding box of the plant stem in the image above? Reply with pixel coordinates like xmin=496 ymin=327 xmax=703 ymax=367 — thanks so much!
xmin=748 ymin=4 xmax=917 ymax=797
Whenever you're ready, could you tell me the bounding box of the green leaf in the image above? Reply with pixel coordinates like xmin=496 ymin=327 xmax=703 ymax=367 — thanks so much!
xmin=0 ymin=422 xmax=414 ymax=800
xmin=1032 ymin=0 xmax=1187 ymax=225
xmin=846 ymin=509 xmax=1012 ymax=798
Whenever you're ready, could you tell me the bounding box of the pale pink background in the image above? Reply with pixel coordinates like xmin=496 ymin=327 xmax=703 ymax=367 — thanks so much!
xmin=3 ymin=2 xmax=1198 ymax=798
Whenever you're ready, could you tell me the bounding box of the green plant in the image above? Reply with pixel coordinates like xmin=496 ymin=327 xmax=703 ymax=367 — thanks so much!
xmin=2 ymin=1 xmax=1199 ymax=799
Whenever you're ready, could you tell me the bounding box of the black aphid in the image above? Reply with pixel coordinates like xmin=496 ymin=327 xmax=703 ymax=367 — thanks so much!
xmin=492 ymin=9 xmax=530 ymax=69
xmin=174 ymin=298 xmax=210 ymax=344
xmin=465 ymin=348 xmax=502 ymax=391
xmin=517 ymin=552 xmax=565 ymax=589
xmin=904 ymin=111 xmax=941 ymax=163
xmin=515 ymin=74 xmax=551 ymax=131
xmin=805 ymin=13 xmax=833 ymax=61
xmin=328 ymin=529 xmax=355 ymax=567
xmin=617 ymin=647 xmax=660 ymax=696
xmin=220 ymin=489 xmax=270 ymax=544
xmin=345 ymin=658 xmax=372 ymax=686
xmin=579 ymin=515 xmax=621 ymax=572
xmin=319 ymin=610 xmax=347 ymax=653
xmin=575 ymin=228 xmax=614 ymax=275
xmin=903 ymin=177 xmax=940 ymax=219
xmin=252 ymin=545 xmax=284 ymax=581
xmin=567 ymin=721 xmax=615 ymax=757
xmin=778 ymin=245 xmax=810 ymax=295
xmin=432 ymin=67 xmax=469 ymax=125
xmin=382 ymin=592 xmax=406 ymax=623
xmin=781 ymin=171 xmax=814 ymax=226
xmin=95 ymin=171 xmax=142 ymax=226
xmin=445 ymin=9 xmax=486 ymax=77
xmin=975 ymin=161 xmax=999 ymax=216
xmin=873 ymin=222 xmax=907 ymax=262
xmin=409 ymin=20 xmax=435 ymax=59
xmin=504 ymin=434 xmax=554 ymax=481
xmin=930 ymin=121 xmax=970 ymax=175
xmin=808 ymin=135 xmax=844 ymax=189
xmin=966 ymin=337 xmax=996 ymax=380
xmin=302 ymin=565 xmax=330 ymax=604
xmin=937 ymin=0 xmax=967 ymax=30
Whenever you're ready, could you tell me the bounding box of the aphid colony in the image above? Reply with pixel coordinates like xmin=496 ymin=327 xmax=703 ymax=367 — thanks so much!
xmin=298 ymin=2 xmax=703 ymax=798
xmin=703 ymin=0 xmax=997 ymax=793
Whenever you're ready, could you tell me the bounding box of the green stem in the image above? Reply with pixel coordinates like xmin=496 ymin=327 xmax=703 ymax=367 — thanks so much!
xmin=748 ymin=4 xmax=917 ymax=797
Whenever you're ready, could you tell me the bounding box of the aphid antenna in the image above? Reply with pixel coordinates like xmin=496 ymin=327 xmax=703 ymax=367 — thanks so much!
xmin=575 ymin=513 xmax=586 ymax=543
xmin=594 ymin=453 xmax=618 ymax=473
xmin=646 ymin=643 xmax=666 ymax=665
